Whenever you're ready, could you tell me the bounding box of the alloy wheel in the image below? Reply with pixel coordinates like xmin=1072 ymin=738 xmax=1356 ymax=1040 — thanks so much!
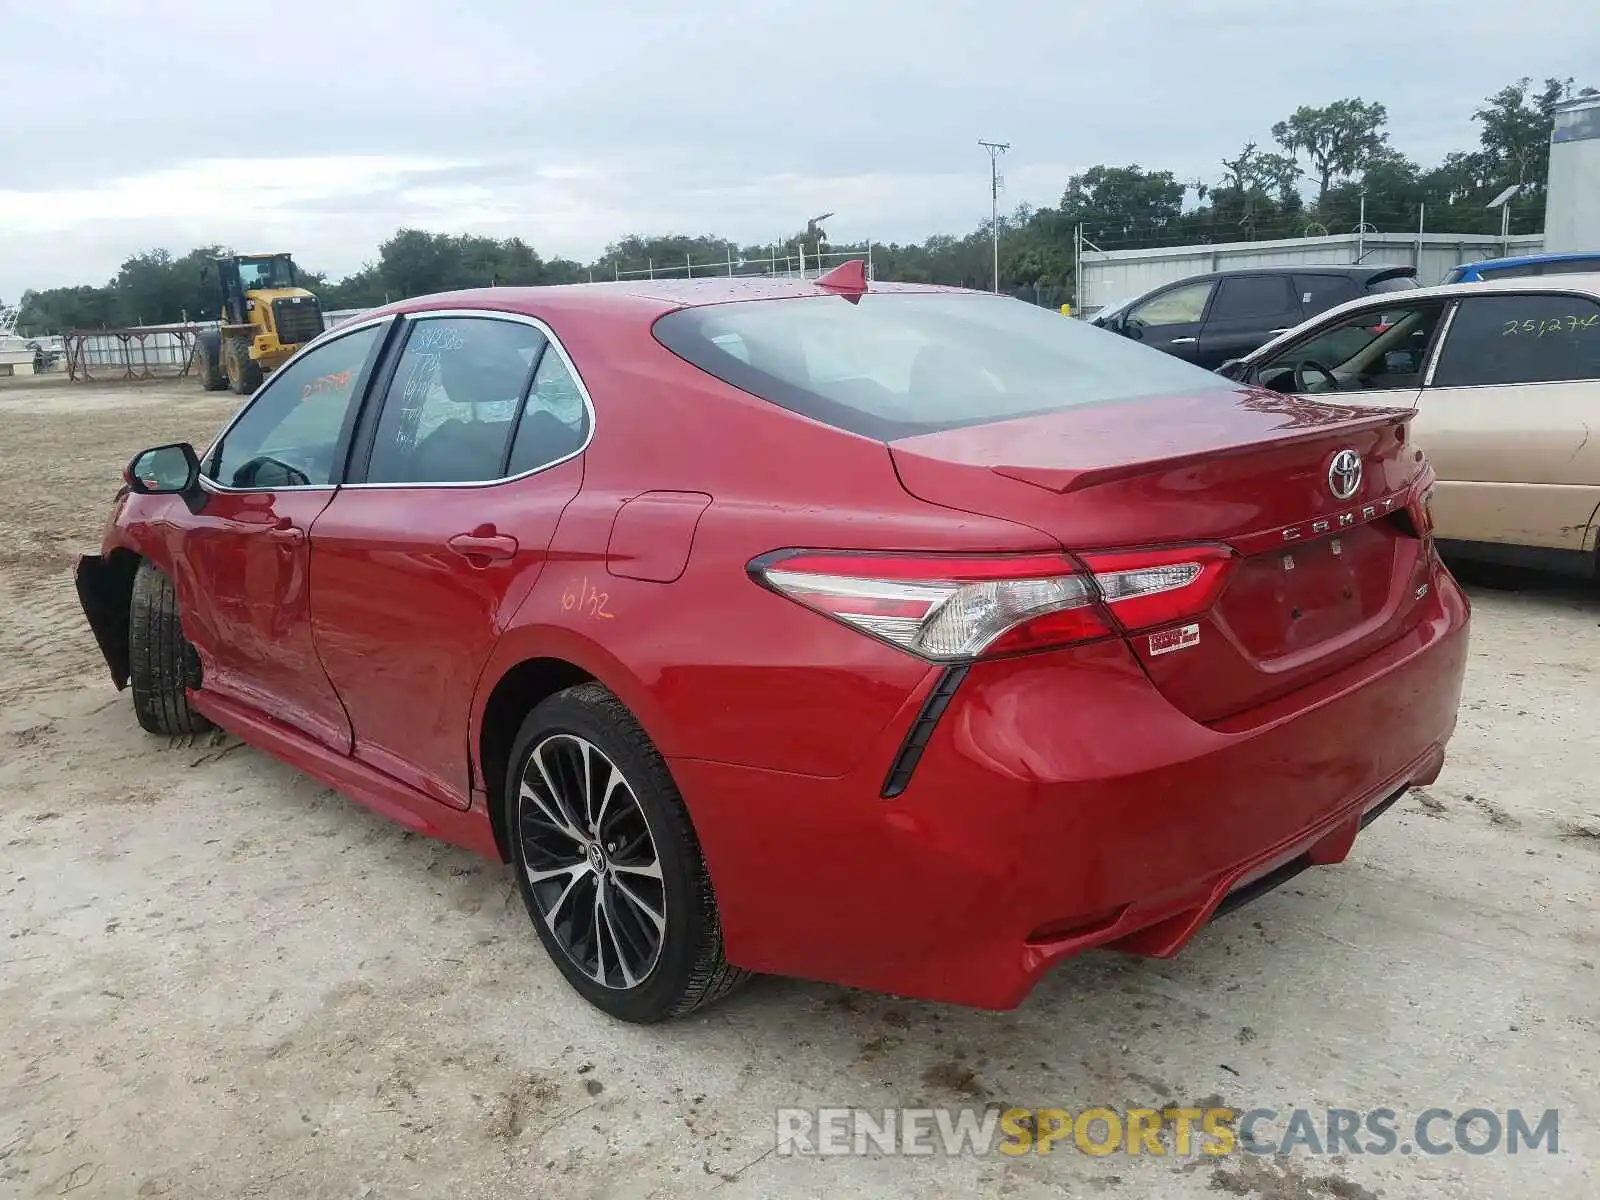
xmin=516 ymin=734 xmax=666 ymax=989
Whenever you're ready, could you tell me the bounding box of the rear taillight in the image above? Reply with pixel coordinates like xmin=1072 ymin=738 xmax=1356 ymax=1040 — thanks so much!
xmin=1079 ymin=545 xmax=1234 ymax=633
xmin=752 ymin=546 xmax=1234 ymax=662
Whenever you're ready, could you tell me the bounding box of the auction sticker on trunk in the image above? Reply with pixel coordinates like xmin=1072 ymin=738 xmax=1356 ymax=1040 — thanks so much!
xmin=1148 ymin=623 xmax=1200 ymax=656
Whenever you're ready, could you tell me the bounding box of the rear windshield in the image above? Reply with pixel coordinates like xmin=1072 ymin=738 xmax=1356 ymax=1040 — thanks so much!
xmin=1480 ymin=263 xmax=1547 ymax=280
xmin=1365 ymin=275 xmax=1419 ymax=294
xmin=652 ymin=292 xmax=1233 ymax=440
xmin=1481 ymin=258 xmax=1600 ymax=279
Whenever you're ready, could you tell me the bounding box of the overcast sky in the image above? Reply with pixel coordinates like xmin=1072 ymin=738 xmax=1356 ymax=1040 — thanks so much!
xmin=0 ymin=0 xmax=1595 ymax=298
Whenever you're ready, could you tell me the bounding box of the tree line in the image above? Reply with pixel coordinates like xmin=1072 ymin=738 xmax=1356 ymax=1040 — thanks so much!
xmin=12 ymin=75 xmax=1591 ymax=335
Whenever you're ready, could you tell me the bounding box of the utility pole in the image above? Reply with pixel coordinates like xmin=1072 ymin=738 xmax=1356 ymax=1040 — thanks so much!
xmin=979 ymin=139 xmax=1009 ymax=293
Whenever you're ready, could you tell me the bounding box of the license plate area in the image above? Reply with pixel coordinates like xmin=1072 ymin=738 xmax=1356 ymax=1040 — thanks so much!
xmin=1220 ymin=521 xmax=1405 ymax=662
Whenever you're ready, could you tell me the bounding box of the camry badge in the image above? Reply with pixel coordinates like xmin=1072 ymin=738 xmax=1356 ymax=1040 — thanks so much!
xmin=1328 ymin=448 xmax=1362 ymax=501
xmin=1280 ymin=494 xmax=1397 ymax=542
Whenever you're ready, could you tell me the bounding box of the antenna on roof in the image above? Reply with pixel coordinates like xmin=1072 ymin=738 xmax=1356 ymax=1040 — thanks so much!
xmin=814 ymin=258 xmax=868 ymax=299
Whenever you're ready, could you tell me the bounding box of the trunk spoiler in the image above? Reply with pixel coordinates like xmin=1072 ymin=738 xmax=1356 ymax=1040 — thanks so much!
xmin=986 ymin=405 xmax=1411 ymax=496
xmin=1365 ymin=265 xmax=1418 ymax=286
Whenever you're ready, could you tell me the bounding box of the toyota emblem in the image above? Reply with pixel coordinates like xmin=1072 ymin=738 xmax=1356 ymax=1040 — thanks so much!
xmin=1327 ymin=448 xmax=1362 ymax=501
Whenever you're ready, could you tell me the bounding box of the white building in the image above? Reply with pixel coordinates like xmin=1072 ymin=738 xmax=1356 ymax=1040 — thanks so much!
xmin=1544 ymin=94 xmax=1600 ymax=254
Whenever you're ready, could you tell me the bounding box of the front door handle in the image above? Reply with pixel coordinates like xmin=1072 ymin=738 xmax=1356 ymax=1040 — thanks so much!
xmin=448 ymin=531 xmax=519 ymax=561
xmin=267 ymin=516 xmax=304 ymax=544
xmin=1168 ymin=336 xmax=1198 ymax=345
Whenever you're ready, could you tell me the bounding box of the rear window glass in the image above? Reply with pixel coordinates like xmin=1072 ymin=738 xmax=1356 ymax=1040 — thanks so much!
xmin=652 ymin=292 xmax=1234 ymax=440
xmin=1479 ymin=263 xmax=1547 ymax=280
xmin=1365 ymin=275 xmax=1419 ymax=294
xmin=1482 ymin=258 xmax=1600 ymax=279
xmin=1432 ymin=293 xmax=1600 ymax=387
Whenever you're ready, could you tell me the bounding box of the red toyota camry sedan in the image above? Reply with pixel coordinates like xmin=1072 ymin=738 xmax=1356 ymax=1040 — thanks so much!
xmin=75 ymin=265 xmax=1469 ymax=1022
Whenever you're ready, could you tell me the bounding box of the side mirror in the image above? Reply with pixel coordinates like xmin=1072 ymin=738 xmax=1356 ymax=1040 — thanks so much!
xmin=1217 ymin=358 xmax=1248 ymax=381
xmin=1122 ymin=319 xmax=1145 ymax=341
xmin=126 ymin=443 xmax=200 ymax=495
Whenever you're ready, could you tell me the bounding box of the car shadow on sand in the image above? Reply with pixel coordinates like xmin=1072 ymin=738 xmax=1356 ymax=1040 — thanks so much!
xmin=1446 ymin=555 xmax=1600 ymax=610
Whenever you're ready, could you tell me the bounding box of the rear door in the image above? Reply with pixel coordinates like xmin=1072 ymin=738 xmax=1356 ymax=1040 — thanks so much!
xmin=307 ymin=312 xmax=591 ymax=809
xmin=1196 ymin=274 xmax=1302 ymax=368
xmin=1121 ymin=278 xmax=1215 ymax=363
xmin=1294 ymin=273 xmax=1359 ymax=318
xmin=1414 ymin=291 xmax=1600 ymax=550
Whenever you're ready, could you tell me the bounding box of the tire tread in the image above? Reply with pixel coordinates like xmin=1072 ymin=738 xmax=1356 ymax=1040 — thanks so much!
xmin=517 ymin=682 xmax=749 ymax=1021
xmin=224 ymin=336 xmax=262 ymax=396
xmin=128 ymin=560 xmax=209 ymax=736
xmin=196 ymin=332 xmax=228 ymax=391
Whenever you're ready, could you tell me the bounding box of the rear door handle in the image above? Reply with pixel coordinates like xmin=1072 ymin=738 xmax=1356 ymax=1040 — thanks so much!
xmin=1168 ymin=336 xmax=1197 ymax=345
xmin=448 ymin=532 xmax=519 ymax=561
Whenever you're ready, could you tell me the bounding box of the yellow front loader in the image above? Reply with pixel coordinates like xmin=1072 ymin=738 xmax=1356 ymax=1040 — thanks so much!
xmin=194 ymin=252 xmax=325 ymax=395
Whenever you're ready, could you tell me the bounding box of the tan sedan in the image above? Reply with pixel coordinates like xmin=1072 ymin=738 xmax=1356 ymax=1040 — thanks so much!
xmin=1224 ymin=273 xmax=1600 ymax=576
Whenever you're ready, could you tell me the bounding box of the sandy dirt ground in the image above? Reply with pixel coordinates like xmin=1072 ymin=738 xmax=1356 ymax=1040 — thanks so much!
xmin=0 ymin=375 xmax=1595 ymax=1200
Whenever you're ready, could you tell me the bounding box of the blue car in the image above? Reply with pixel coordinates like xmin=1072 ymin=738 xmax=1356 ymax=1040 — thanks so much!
xmin=1442 ymin=251 xmax=1600 ymax=283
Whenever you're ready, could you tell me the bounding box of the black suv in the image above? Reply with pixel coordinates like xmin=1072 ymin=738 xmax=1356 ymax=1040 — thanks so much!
xmin=1090 ymin=265 xmax=1418 ymax=369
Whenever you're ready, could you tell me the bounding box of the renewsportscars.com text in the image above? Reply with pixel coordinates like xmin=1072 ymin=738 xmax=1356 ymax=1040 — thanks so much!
xmin=774 ymin=1106 xmax=1560 ymax=1158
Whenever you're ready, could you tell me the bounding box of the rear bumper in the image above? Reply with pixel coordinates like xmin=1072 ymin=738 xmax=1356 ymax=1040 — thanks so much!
xmin=672 ymin=559 xmax=1470 ymax=1009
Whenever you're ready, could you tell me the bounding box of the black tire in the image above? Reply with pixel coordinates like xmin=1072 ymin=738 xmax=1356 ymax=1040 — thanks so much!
xmin=506 ymin=683 xmax=748 ymax=1022
xmin=196 ymin=331 xmax=228 ymax=392
xmin=128 ymin=560 xmax=210 ymax=736
xmin=223 ymin=336 xmax=262 ymax=396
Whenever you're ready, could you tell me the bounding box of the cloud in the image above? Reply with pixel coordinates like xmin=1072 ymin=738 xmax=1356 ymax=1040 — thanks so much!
xmin=0 ymin=157 xmax=466 ymax=231
xmin=0 ymin=0 xmax=1594 ymax=296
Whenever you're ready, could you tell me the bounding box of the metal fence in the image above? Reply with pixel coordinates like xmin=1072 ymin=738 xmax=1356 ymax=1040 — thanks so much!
xmin=606 ymin=246 xmax=875 ymax=282
xmin=1010 ymin=283 xmax=1073 ymax=311
xmin=65 ymin=325 xmax=202 ymax=382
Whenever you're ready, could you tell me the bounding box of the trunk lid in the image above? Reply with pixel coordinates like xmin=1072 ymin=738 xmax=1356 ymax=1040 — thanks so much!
xmin=889 ymin=386 xmax=1434 ymax=722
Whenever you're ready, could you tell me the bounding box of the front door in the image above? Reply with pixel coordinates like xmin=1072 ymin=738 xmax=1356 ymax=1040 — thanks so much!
xmin=1121 ymin=278 xmax=1216 ymax=363
xmin=178 ymin=319 xmax=391 ymax=747
xmin=309 ymin=313 xmax=591 ymax=808
xmin=1248 ymin=297 xmax=1450 ymax=412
